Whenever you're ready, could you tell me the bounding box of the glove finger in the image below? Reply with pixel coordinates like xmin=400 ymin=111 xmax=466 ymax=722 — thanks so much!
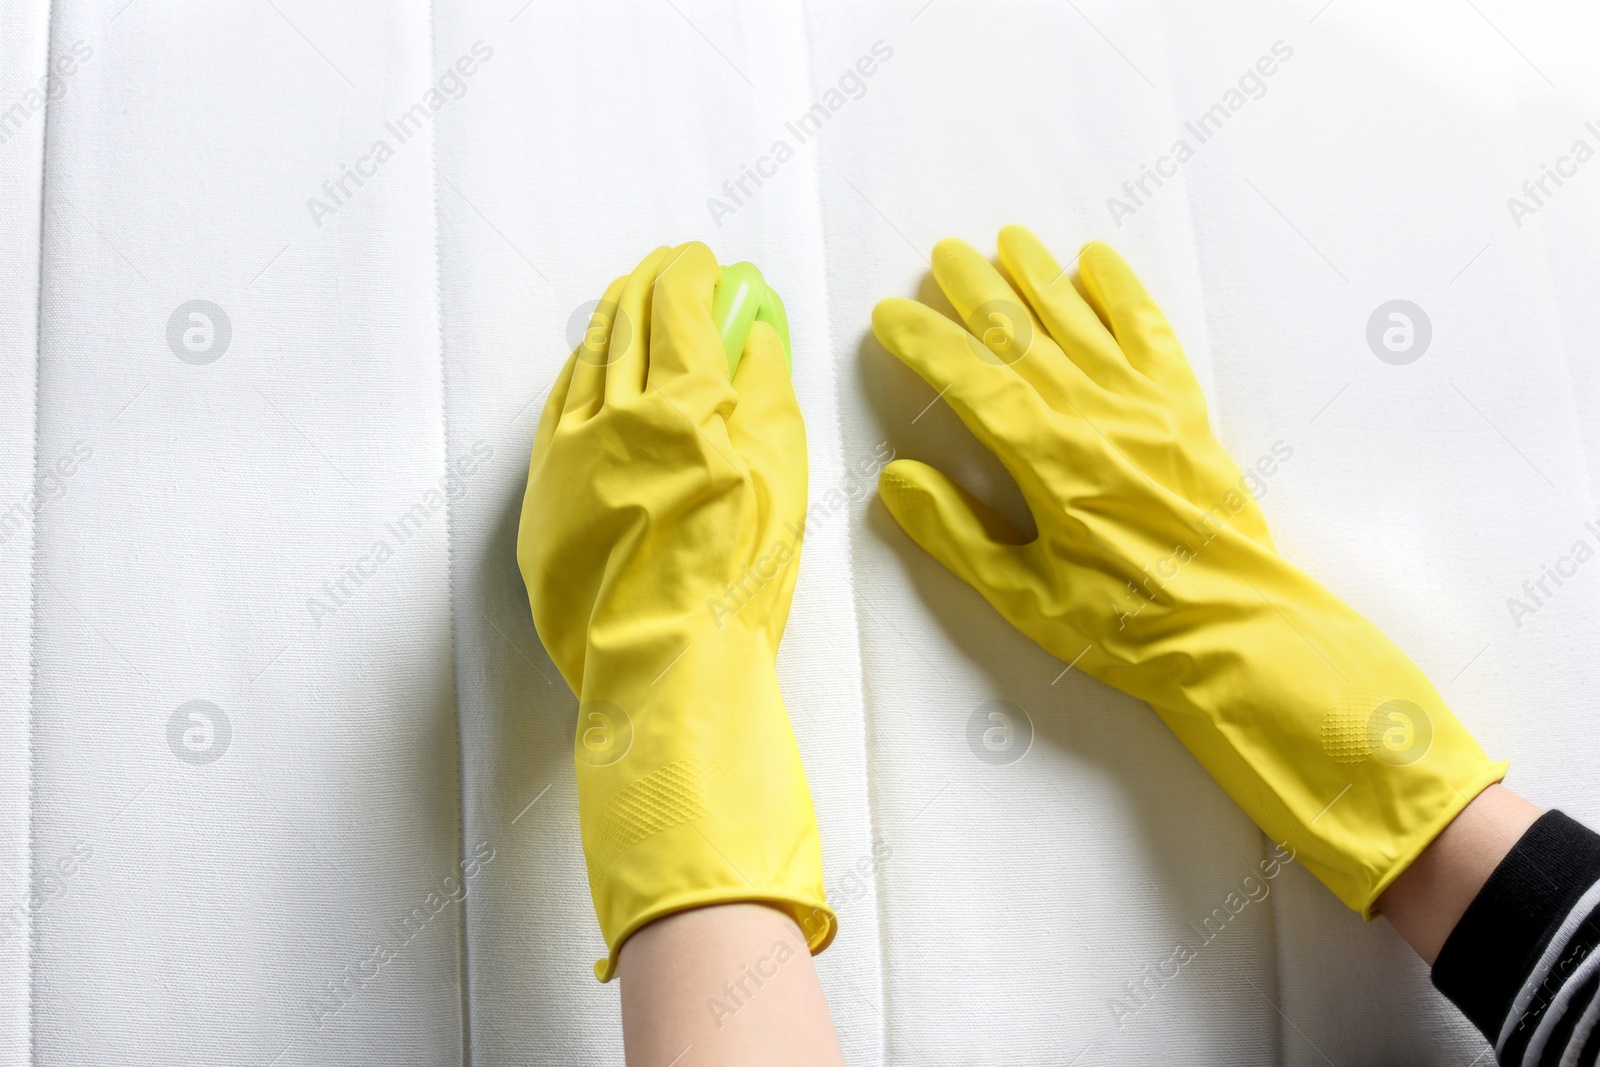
xmin=564 ymin=260 xmax=655 ymax=421
xmin=647 ymin=242 xmax=734 ymax=409
xmin=928 ymin=237 xmax=1105 ymax=414
xmin=877 ymin=459 xmax=1037 ymax=604
xmin=872 ymin=296 xmax=1060 ymax=495
xmin=727 ymin=320 xmax=806 ymax=510
xmin=1076 ymin=243 xmax=1199 ymax=389
xmin=602 ymin=246 xmax=672 ymax=405
xmin=929 ymin=238 xmax=1044 ymax=368
xmin=532 ymin=348 xmax=579 ymax=463
xmin=726 ymin=320 xmax=808 ymax=635
xmin=997 ymin=226 xmax=1146 ymax=396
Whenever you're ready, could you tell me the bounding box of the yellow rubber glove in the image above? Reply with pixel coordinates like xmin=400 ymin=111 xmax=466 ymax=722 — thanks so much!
xmin=518 ymin=243 xmax=835 ymax=981
xmin=874 ymin=226 xmax=1505 ymax=915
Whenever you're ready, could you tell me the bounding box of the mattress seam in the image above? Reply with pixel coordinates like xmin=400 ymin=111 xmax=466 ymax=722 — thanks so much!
xmin=421 ymin=2 xmax=475 ymax=1062
xmin=27 ymin=0 xmax=56 ymax=1062
xmin=792 ymin=3 xmax=891 ymax=1061
xmin=1161 ymin=12 xmax=1285 ymax=1056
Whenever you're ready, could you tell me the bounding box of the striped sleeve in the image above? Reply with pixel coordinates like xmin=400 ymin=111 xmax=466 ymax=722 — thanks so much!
xmin=1432 ymin=811 xmax=1600 ymax=1067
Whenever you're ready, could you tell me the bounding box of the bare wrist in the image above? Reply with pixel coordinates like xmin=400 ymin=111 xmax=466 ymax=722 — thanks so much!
xmin=1378 ymin=784 xmax=1544 ymax=964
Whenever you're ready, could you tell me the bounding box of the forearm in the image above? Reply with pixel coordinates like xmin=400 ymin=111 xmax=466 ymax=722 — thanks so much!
xmin=618 ymin=903 xmax=844 ymax=1067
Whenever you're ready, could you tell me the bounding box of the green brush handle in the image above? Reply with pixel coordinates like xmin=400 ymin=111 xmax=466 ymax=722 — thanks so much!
xmin=712 ymin=261 xmax=792 ymax=378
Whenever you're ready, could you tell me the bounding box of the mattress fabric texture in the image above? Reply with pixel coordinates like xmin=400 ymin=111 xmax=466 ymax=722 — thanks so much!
xmin=3 ymin=1 xmax=1599 ymax=1064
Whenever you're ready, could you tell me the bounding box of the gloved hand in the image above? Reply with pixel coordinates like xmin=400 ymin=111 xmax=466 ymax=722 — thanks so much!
xmin=874 ymin=225 xmax=1505 ymax=914
xmin=518 ymin=243 xmax=834 ymax=981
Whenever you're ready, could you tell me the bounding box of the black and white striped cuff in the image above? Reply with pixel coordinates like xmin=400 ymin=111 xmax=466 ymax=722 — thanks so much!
xmin=1433 ymin=810 xmax=1600 ymax=1067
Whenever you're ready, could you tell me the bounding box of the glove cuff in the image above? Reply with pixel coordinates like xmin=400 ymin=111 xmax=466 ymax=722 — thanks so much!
xmin=575 ymin=629 xmax=834 ymax=981
xmin=1148 ymin=665 xmax=1506 ymax=916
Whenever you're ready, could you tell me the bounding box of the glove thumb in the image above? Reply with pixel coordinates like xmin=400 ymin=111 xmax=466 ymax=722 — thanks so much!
xmin=878 ymin=459 xmax=1035 ymax=602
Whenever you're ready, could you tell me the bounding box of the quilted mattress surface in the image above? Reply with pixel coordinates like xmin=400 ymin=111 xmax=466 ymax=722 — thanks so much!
xmin=3 ymin=0 xmax=1600 ymax=1063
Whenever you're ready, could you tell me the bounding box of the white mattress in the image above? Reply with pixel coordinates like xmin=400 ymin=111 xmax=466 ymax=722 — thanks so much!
xmin=5 ymin=0 xmax=1599 ymax=1063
